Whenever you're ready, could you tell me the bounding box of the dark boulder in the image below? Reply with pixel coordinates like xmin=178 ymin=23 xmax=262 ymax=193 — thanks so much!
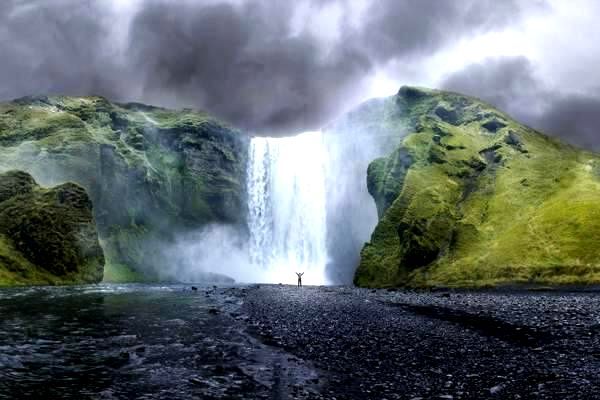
xmin=434 ymin=106 xmax=460 ymax=125
xmin=482 ymin=119 xmax=507 ymax=133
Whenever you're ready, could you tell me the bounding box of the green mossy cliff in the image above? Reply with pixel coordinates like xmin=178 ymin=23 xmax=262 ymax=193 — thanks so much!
xmin=356 ymin=86 xmax=600 ymax=288
xmin=0 ymin=170 xmax=104 ymax=285
xmin=0 ymin=96 xmax=248 ymax=283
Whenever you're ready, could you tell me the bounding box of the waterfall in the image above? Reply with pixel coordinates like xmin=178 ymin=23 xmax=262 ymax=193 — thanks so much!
xmin=247 ymin=131 xmax=329 ymax=285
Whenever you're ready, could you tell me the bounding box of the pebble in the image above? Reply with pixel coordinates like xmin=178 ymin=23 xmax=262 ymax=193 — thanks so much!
xmin=239 ymin=285 xmax=600 ymax=399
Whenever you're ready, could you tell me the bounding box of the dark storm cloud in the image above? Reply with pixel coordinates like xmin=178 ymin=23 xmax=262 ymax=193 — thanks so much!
xmin=126 ymin=0 xmax=371 ymax=133
xmin=441 ymin=57 xmax=600 ymax=150
xmin=0 ymin=0 xmax=124 ymax=101
xmin=358 ymin=0 xmax=520 ymax=60
xmin=127 ymin=0 xmax=525 ymax=133
xmin=537 ymin=95 xmax=600 ymax=151
xmin=0 ymin=0 xmax=529 ymax=134
xmin=441 ymin=57 xmax=541 ymax=111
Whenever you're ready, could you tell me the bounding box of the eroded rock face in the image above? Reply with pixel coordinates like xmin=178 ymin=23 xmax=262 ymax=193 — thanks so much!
xmin=0 ymin=97 xmax=249 ymax=281
xmin=0 ymin=170 xmax=104 ymax=285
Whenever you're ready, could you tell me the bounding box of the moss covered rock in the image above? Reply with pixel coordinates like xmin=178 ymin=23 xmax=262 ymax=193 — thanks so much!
xmin=355 ymin=86 xmax=600 ymax=288
xmin=0 ymin=96 xmax=248 ymax=282
xmin=0 ymin=170 xmax=104 ymax=285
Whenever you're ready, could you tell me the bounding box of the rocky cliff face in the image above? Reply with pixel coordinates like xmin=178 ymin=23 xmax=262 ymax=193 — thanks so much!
xmin=355 ymin=86 xmax=600 ymax=288
xmin=0 ymin=96 xmax=248 ymax=282
xmin=0 ymin=170 xmax=104 ymax=285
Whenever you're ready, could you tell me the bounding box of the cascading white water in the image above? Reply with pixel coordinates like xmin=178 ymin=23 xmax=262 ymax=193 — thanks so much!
xmin=247 ymin=131 xmax=329 ymax=285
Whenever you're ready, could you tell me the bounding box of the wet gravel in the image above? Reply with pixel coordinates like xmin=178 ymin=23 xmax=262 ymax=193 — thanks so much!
xmin=241 ymin=285 xmax=600 ymax=399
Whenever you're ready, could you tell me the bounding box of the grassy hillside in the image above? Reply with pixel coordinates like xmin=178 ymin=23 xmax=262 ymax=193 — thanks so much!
xmin=0 ymin=170 xmax=104 ymax=286
xmin=356 ymin=86 xmax=600 ymax=288
xmin=0 ymin=96 xmax=248 ymax=283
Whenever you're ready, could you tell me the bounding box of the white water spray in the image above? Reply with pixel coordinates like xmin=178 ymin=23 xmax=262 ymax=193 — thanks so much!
xmin=247 ymin=131 xmax=329 ymax=285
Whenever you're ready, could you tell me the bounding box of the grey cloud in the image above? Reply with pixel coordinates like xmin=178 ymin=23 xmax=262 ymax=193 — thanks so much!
xmin=126 ymin=0 xmax=526 ymax=133
xmin=358 ymin=0 xmax=522 ymax=61
xmin=537 ymin=95 xmax=600 ymax=151
xmin=127 ymin=0 xmax=372 ymax=134
xmin=0 ymin=0 xmax=529 ymax=134
xmin=441 ymin=57 xmax=600 ymax=150
xmin=441 ymin=57 xmax=540 ymax=109
xmin=0 ymin=0 xmax=124 ymax=101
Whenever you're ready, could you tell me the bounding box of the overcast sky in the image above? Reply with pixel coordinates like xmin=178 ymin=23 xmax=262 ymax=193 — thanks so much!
xmin=1 ymin=0 xmax=598 ymax=147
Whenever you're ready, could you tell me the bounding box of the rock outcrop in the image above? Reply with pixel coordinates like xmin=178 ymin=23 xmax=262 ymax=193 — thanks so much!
xmin=0 ymin=96 xmax=248 ymax=282
xmin=355 ymin=86 xmax=600 ymax=288
xmin=0 ymin=170 xmax=104 ymax=285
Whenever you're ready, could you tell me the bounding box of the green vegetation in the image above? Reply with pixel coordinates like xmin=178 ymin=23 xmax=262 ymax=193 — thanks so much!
xmin=102 ymin=262 xmax=149 ymax=283
xmin=356 ymin=86 xmax=600 ymax=288
xmin=4 ymin=88 xmax=597 ymax=288
xmin=0 ymin=170 xmax=104 ymax=285
xmin=0 ymin=96 xmax=248 ymax=284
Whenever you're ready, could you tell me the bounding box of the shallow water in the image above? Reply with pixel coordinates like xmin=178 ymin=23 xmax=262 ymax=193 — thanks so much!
xmin=0 ymin=284 xmax=320 ymax=399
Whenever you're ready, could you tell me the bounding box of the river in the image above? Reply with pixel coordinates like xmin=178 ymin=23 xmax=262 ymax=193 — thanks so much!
xmin=0 ymin=284 xmax=321 ymax=400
